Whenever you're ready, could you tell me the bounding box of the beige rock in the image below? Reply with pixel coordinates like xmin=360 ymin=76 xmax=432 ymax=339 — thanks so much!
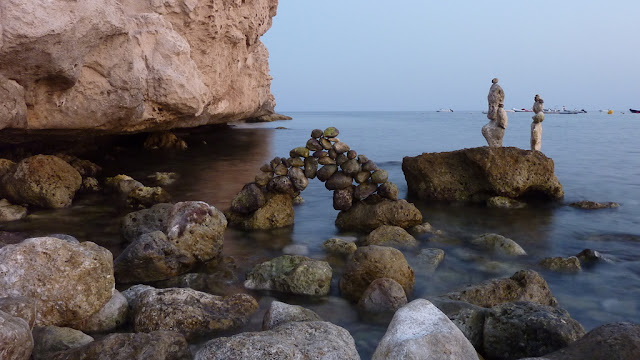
xmin=0 ymin=310 xmax=34 ymax=360
xmin=0 ymin=237 xmax=115 ymax=326
xmin=0 ymin=297 xmax=36 ymax=329
xmin=531 ymin=122 xmax=543 ymax=151
xmin=0 ymin=0 xmax=278 ymax=136
xmin=483 ymin=78 xmax=507 ymax=147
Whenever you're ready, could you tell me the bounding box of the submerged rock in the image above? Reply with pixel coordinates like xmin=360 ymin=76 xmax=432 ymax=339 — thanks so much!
xmin=372 ymin=299 xmax=479 ymax=360
xmin=323 ymin=237 xmax=357 ymax=256
xmin=539 ymin=256 xmax=582 ymax=272
xmin=335 ymin=198 xmax=423 ymax=232
xmin=0 ymin=237 xmax=114 ymax=326
xmin=195 ymin=321 xmax=359 ymax=360
xmin=31 ymin=326 xmax=93 ymax=360
xmin=417 ymin=248 xmax=446 ymax=272
xmin=362 ymin=225 xmax=418 ymax=249
xmin=402 ymin=146 xmax=564 ymax=202
xmin=262 ymin=301 xmax=322 ymax=330
xmin=131 ymin=287 xmax=258 ymax=340
xmin=569 ymin=200 xmax=620 ymax=209
xmin=472 ymin=233 xmax=527 ymax=256
xmin=339 ymin=245 xmax=414 ymax=302
xmin=244 ymin=255 xmax=332 ymax=296
xmin=357 ymin=278 xmax=408 ymax=313
xmin=487 ymin=196 xmax=527 ymax=209
xmin=483 ymin=301 xmax=585 ymax=360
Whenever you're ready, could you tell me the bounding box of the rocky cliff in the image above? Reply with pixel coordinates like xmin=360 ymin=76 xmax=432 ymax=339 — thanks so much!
xmin=0 ymin=0 xmax=278 ymax=139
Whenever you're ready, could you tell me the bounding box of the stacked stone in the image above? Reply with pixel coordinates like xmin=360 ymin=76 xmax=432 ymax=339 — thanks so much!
xmin=482 ymin=78 xmax=507 ymax=147
xmin=230 ymin=127 xmax=399 ymax=215
xmin=531 ymin=94 xmax=545 ymax=151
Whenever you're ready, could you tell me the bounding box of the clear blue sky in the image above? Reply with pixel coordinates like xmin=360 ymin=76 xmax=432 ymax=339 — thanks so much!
xmin=262 ymin=1 xmax=640 ymax=111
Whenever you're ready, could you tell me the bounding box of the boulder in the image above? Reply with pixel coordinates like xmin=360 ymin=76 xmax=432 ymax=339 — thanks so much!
xmin=539 ymin=256 xmax=582 ymax=272
xmin=520 ymin=322 xmax=640 ymax=360
xmin=443 ymin=270 xmax=558 ymax=308
xmin=357 ymin=278 xmax=408 ymax=313
xmin=121 ymin=203 xmax=174 ymax=242
xmin=429 ymin=297 xmax=491 ymax=350
xmin=195 ymin=321 xmax=360 ymax=360
xmin=0 ymin=237 xmax=114 ymax=326
xmin=402 ymin=146 xmax=564 ymax=202
xmin=47 ymin=331 xmax=190 ymax=360
xmin=244 ymin=255 xmax=332 ymax=296
xmin=0 ymin=0 xmax=277 ymax=137
xmin=126 ymin=186 xmax=171 ymax=209
xmin=0 ymin=199 xmax=27 ymax=222
xmin=471 ymin=233 xmax=527 ymax=256
xmin=1 ymin=155 xmax=82 ymax=208
xmin=362 ymin=225 xmax=418 ymax=248
xmin=132 ymin=287 xmax=258 ymax=340
xmin=482 ymin=301 xmax=585 ymax=360
xmin=69 ymin=290 xmax=128 ymax=333
xmin=0 ymin=297 xmax=36 ymax=330
xmin=230 ymin=183 xmax=265 ymax=214
xmin=323 ymin=237 xmax=357 ymax=256
xmin=0 ymin=310 xmax=33 ymax=360
xmin=114 ymin=231 xmax=196 ymax=283
xmin=372 ymin=299 xmax=479 ymax=360
xmin=262 ymin=300 xmax=323 ymax=330
xmin=335 ymin=197 xmax=422 ymax=232
xmin=226 ymin=193 xmax=294 ymax=230
xmin=339 ymin=245 xmax=415 ymax=302
xmin=32 ymin=326 xmax=94 ymax=360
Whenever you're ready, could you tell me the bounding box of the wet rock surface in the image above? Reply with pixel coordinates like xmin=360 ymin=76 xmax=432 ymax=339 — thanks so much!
xmin=244 ymin=255 xmax=332 ymax=296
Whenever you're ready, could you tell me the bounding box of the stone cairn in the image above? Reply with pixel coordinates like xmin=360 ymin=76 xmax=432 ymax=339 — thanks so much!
xmin=229 ymin=127 xmax=398 ymax=216
xmin=531 ymin=94 xmax=545 ymax=151
xmin=482 ymin=78 xmax=508 ymax=147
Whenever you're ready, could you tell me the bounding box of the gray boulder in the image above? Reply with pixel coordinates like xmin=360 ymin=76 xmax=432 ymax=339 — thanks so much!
xmin=372 ymin=299 xmax=479 ymax=360
xmin=262 ymin=300 xmax=323 ymax=330
xmin=47 ymin=331 xmax=190 ymax=360
xmin=195 ymin=321 xmax=360 ymax=360
xmin=0 ymin=310 xmax=33 ymax=360
xmin=132 ymin=287 xmax=258 ymax=340
xmin=482 ymin=301 xmax=585 ymax=360
xmin=244 ymin=255 xmax=332 ymax=296
xmin=429 ymin=297 xmax=491 ymax=350
xmin=357 ymin=278 xmax=408 ymax=313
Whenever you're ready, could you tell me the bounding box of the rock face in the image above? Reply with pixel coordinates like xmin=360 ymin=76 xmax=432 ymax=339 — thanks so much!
xmin=522 ymin=322 xmax=640 ymax=360
xmin=0 ymin=310 xmax=34 ymax=360
xmin=372 ymin=299 xmax=479 ymax=360
xmin=0 ymin=0 xmax=278 ymax=138
xmin=402 ymin=146 xmax=564 ymax=202
xmin=131 ymin=287 xmax=258 ymax=340
xmin=195 ymin=321 xmax=360 ymax=360
xmin=0 ymin=237 xmax=115 ymax=326
xmin=1 ymin=155 xmax=82 ymax=208
xmin=482 ymin=301 xmax=585 ymax=360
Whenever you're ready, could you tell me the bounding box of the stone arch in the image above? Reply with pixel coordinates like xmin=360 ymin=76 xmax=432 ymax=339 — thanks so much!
xmin=225 ymin=127 xmax=421 ymax=231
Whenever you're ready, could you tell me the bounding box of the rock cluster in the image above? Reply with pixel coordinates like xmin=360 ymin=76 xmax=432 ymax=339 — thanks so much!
xmin=531 ymin=94 xmax=545 ymax=151
xmin=227 ymin=127 xmax=419 ymax=231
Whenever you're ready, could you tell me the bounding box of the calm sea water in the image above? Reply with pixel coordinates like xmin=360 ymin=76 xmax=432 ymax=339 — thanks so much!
xmin=2 ymin=111 xmax=639 ymax=357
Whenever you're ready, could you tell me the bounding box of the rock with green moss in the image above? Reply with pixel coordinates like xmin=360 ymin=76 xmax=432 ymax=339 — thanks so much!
xmin=244 ymin=255 xmax=332 ymax=296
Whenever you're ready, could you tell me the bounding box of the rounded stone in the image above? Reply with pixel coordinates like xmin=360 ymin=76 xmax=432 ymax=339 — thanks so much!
xmin=347 ymin=150 xmax=357 ymax=160
xmin=320 ymin=138 xmax=332 ymax=150
xmin=335 ymin=153 xmax=348 ymax=166
xmin=353 ymin=182 xmax=378 ymax=201
xmin=378 ymin=182 xmax=399 ymax=200
xmin=325 ymin=172 xmax=354 ymax=190
xmin=267 ymin=176 xmax=296 ymax=195
xmin=287 ymin=157 xmax=304 ymax=168
xmin=362 ymin=225 xmax=418 ymax=248
xmin=311 ymin=129 xmax=324 ymax=138
xmin=333 ymin=187 xmax=354 ymax=211
xmin=332 ymin=142 xmax=350 ymax=154
xmin=306 ymin=138 xmax=323 ymax=151
xmin=339 ymin=245 xmax=415 ymax=302
xmin=288 ymin=167 xmax=309 ymax=191
xmin=354 ymin=171 xmax=371 ymax=184
xmin=313 ymin=150 xmax=328 ymax=158
xmin=323 ymin=238 xmax=358 ymax=256
xmin=323 ymin=127 xmax=339 ymax=138
xmin=274 ymin=164 xmax=288 ymax=176
xmin=371 ymin=170 xmax=388 ymax=184
xmin=357 ymin=154 xmax=369 ymax=164
xmin=357 ymin=278 xmax=408 ymax=313
xmin=231 ymin=183 xmax=265 ymax=214
xmin=316 ymin=165 xmax=338 ymax=182
xmin=318 ymin=156 xmax=336 ymax=165
xmin=362 ymin=160 xmax=378 ymax=172
xmin=328 ymin=148 xmax=337 ymax=159
xmin=290 ymin=147 xmax=309 ymax=158
xmin=303 ymin=157 xmax=318 ymax=179
xmin=341 ymin=159 xmax=361 ymax=177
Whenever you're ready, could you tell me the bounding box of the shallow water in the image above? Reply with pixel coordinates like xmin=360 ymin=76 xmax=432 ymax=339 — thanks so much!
xmin=2 ymin=111 xmax=640 ymax=358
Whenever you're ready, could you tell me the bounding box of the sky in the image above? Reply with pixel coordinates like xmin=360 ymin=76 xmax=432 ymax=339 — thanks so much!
xmin=262 ymin=1 xmax=640 ymax=112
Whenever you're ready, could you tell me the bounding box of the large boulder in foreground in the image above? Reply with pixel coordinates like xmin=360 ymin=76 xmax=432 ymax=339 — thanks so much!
xmin=520 ymin=322 xmax=640 ymax=360
xmin=0 ymin=237 xmax=114 ymax=326
xmin=195 ymin=321 xmax=360 ymax=360
xmin=1 ymin=155 xmax=82 ymax=208
xmin=335 ymin=197 xmax=422 ymax=232
xmin=402 ymin=147 xmax=564 ymax=202
xmin=372 ymin=299 xmax=479 ymax=360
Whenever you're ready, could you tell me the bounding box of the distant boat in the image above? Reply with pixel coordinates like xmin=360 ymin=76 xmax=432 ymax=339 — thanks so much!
xmin=513 ymin=108 xmax=533 ymax=112
xmin=437 ymin=108 xmax=453 ymax=112
xmin=630 ymin=109 xmax=640 ymax=113
xmin=544 ymin=106 xmax=581 ymax=114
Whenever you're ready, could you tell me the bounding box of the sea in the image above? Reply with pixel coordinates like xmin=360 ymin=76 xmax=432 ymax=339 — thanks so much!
xmin=2 ymin=110 xmax=639 ymax=357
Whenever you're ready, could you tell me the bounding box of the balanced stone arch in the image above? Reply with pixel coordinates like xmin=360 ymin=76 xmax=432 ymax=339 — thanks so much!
xmin=225 ymin=127 xmax=422 ymax=231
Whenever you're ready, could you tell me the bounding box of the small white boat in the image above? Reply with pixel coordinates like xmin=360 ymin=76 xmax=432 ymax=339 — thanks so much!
xmin=437 ymin=108 xmax=453 ymax=112
xmin=512 ymin=108 xmax=532 ymax=112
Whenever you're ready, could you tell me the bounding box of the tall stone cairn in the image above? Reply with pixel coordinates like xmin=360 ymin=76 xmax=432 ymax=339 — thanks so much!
xmin=531 ymin=94 xmax=545 ymax=151
xmin=482 ymin=78 xmax=507 ymax=147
